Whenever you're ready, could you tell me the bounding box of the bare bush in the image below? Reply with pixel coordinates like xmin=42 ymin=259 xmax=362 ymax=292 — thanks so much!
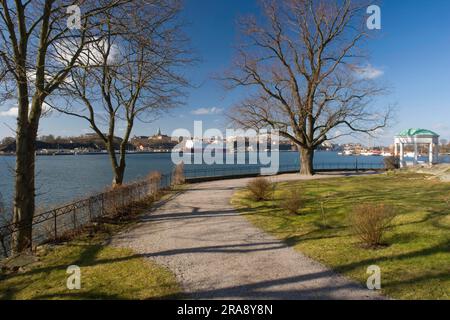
xmin=247 ymin=177 xmax=273 ymax=201
xmin=318 ymin=192 xmax=338 ymax=229
xmin=172 ymin=163 xmax=185 ymax=186
xmin=148 ymin=172 xmax=163 ymax=197
xmin=281 ymin=189 xmax=302 ymax=215
xmin=349 ymin=203 xmax=397 ymax=248
xmin=384 ymin=156 xmax=400 ymax=170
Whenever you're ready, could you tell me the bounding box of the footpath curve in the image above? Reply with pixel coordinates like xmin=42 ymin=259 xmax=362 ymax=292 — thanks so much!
xmin=113 ymin=173 xmax=384 ymax=300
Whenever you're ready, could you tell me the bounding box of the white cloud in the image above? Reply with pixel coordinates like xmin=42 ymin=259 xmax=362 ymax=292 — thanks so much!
xmin=352 ymin=64 xmax=384 ymax=80
xmin=0 ymin=102 xmax=51 ymax=117
xmin=54 ymin=38 xmax=120 ymax=67
xmin=0 ymin=107 xmax=18 ymax=117
xmin=191 ymin=107 xmax=223 ymax=116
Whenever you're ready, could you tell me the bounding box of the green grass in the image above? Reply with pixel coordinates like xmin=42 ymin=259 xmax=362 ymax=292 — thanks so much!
xmin=232 ymin=172 xmax=450 ymax=300
xmin=0 ymin=230 xmax=180 ymax=300
xmin=0 ymin=196 xmax=181 ymax=300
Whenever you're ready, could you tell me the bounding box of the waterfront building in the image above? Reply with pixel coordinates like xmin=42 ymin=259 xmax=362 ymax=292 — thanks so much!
xmin=131 ymin=129 xmax=177 ymax=152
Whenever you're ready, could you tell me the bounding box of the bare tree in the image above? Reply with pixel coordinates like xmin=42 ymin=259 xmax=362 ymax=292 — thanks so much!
xmin=54 ymin=0 xmax=191 ymax=186
xmin=0 ymin=0 xmax=131 ymax=253
xmin=224 ymin=0 xmax=391 ymax=175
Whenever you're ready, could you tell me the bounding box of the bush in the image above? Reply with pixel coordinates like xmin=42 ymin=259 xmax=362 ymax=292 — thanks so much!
xmin=148 ymin=171 xmax=162 ymax=192
xmin=348 ymin=203 xmax=397 ymax=248
xmin=172 ymin=162 xmax=185 ymax=185
xmin=247 ymin=177 xmax=273 ymax=201
xmin=281 ymin=189 xmax=302 ymax=214
xmin=384 ymin=156 xmax=400 ymax=170
xmin=318 ymin=192 xmax=338 ymax=229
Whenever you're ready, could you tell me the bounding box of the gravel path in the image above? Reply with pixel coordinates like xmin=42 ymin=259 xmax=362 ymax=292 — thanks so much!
xmin=113 ymin=173 xmax=384 ymax=300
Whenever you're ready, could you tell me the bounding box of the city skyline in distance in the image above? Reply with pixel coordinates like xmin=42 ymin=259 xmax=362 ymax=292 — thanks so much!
xmin=1 ymin=0 xmax=450 ymax=145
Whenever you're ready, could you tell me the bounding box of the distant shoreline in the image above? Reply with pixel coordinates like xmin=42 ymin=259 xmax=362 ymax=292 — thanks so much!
xmin=0 ymin=150 xmax=303 ymax=157
xmin=0 ymin=151 xmax=175 ymax=157
xmin=3 ymin=150 xmax=450 ymax=157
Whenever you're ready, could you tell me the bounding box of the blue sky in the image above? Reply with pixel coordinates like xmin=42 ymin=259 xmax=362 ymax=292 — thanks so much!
xmin=1 ymin=0 xmax=450 ymax=145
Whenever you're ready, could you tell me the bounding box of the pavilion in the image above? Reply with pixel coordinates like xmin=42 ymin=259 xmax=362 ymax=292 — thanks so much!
xmin=394 ymin=129 xmax=440 ymax=168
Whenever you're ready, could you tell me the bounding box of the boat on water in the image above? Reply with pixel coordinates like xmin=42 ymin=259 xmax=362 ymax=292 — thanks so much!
xmin=338 ymin=149 xmax=354 ymax=156
xmin=360 ymin=150 xmax=382 ymax=156
xmin=404 ymin=152 xmax=423 ymax=158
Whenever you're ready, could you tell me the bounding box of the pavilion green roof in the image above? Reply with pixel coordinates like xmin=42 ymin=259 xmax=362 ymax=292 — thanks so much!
xmin=397 ymin=128 xmax=439 ymax=137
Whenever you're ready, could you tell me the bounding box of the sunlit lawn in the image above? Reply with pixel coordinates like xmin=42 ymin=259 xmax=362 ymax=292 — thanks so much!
xmin=232 ymin=172 xmax=450 ymax=300
xmin=0 ymin=231 xmax=180 ymax=300
xmin=0 ymin=214 xmax=181 ymax=300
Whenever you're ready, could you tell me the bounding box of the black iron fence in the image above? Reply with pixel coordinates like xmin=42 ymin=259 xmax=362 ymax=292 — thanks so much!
xmin=0 ymin=173 xmax=173 ymax=258
xmin=184 ymin=162 xmax=385 ymax=179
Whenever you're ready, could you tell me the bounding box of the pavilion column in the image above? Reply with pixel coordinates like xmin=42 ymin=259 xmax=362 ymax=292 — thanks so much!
xmin=413 ymin=140 xmax=418 ymax=165
xmin=435 ymin=143 xmax=440 ymax=163
xmin=429 ymin=143 xmax=433 ymax=165
xmin=399 ymin=143 xmax=404 ymax=167
xmin=432 ymin=141 xmax=439 ymax=165
xmin=394 ymin=143 xmax=398 ymax=157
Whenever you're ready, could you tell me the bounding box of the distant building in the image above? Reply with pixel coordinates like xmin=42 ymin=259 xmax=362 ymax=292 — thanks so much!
xmin=131 ymin=129 xmax=177 ymax=152
xmin=149 ymin=128 xmax=172 ymax=143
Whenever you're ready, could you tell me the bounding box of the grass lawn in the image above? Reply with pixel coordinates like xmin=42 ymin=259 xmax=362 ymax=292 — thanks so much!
xmin=0 ymin=197 xmax=181 ymax=300
xmin=232 ymin=172 xmax=450 ymax=300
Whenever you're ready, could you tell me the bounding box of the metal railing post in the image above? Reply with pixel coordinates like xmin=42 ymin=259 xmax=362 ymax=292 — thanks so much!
xmin=54 ymin=211 xmax=57 ymax=242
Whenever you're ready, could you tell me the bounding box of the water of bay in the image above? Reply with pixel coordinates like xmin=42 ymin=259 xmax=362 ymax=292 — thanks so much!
xmin=0 ymin=151 xmax=437 ymax=212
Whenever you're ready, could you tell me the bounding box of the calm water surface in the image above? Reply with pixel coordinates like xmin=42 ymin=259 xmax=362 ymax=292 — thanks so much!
xmin=1 ymin=151 xmax=438 ymax=211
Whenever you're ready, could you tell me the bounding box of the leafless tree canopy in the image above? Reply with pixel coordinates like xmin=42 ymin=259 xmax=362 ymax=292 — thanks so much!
xmin=224 ymin=0 xmax=391 ymax=175
xmin=0 ymin=0 xmax=130 ymax=103
xmin=54 ymin=0 xmax=192 ymax=185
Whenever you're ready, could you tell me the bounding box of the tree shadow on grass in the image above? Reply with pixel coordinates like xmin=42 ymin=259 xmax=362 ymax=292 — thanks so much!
xmin=2 ymin=240 xmax=290 ymax=283
xmin=334 ymin=239 xmax=450 ymax=274
xmin=28 ymin=287 xmax=185 ymax=300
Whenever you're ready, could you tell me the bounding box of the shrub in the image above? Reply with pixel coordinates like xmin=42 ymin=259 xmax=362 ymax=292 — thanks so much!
xmin=348 ymin=203 xmax=397 ymax=248
xmin=247 ymin=177 xmax=273 ymax=201
xmin=148 ymin=171 xmax=162 ymax=192
xmin=384 ymin=156 xmax=400 ymax=170
xmin=281 ymin=189 xmax=302 ymax=214
xmin=172 ymin=162 xmax=185 ymax=185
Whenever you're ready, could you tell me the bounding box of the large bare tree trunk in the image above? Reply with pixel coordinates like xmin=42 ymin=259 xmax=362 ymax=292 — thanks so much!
xmin=112 ymin=158 xmax=126 ymax=187
xmin=113 ymin=140 xmax=129 ymax=187
xmin=106 ymin=142 xmax=123 ymax=187
xmin=300 ymin=148 xmax=315 ymax=176
xmin=12 ymin=90 xmax=37 ymax=253
xmin=12 ymin=133 xmax=36 ymax=253
xmin=113 ymin=165 xmax=125 ymax=187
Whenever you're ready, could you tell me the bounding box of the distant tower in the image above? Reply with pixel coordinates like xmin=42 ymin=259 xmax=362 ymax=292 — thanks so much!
xmin=157 ymin=128 xmax=161 ymax=136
